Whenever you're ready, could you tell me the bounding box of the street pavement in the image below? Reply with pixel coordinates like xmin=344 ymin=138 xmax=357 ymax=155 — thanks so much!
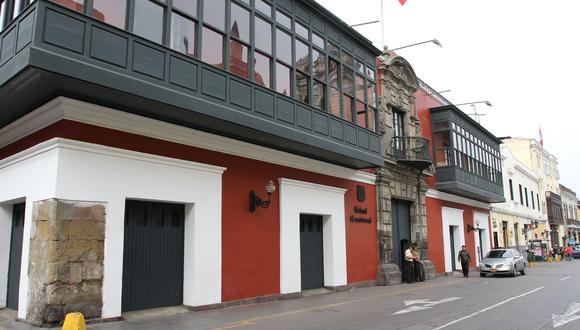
xmin=2 ymin=260 xmax=580 ymax=329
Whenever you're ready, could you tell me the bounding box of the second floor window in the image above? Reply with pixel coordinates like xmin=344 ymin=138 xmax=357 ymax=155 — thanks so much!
xmin=393 ymin=110 xmax=404 ymax=152
xmin=509 ymin=179 xmax=514 ymax=201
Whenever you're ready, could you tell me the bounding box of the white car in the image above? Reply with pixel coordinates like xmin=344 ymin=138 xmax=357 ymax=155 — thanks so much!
xmin=479 ymin=249 xmax=526 ymax=277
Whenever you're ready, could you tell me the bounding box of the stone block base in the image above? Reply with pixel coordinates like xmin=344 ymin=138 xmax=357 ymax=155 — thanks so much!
xmin=420 ymin=260 xmax=436 ymax=280
xmin=377 ymin=263 xmax=402 ymax=286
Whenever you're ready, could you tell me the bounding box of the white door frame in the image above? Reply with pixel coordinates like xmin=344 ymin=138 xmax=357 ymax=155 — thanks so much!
xmin=442 ymin=207 xmax=465 ymax=273
xmin=473 ymin=212 xmax=491 ymax=267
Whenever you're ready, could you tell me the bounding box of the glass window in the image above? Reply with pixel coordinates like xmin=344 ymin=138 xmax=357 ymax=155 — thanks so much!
xmin=295 ymin=39 xmax=309 ymax=73
xmin=173 ymin=0 xmax=196 ymax=17
xmin=230 ymin=3 xmax=249 ymax=42
xmin=312 ymin=32 xmax=324 ymax=49
xmin=312 ymin=49 xmax=325 ymax=81
xmin=328 ymin=42 xmax=339 ymax=57
xmin=254 ymin=52 xmax=270 ymax=88
xmin=91 ymin=0 xmax=126 ymax=29
xmin=276 ymin=10 xmax=291 ymax=29
xmin=340 ymin=50 xmax=353 ymax=66
xmin=201 ymin=27 xmax=223 ymax=68
xmin=355 ymin=74 xmax=365 ymax=101
xmin=0 ymin=1 xmax=7 ymax=30
xmin=276 ymin=62 xmax=291 ymax=96
xmin=313 ymin=81 xmax=325 ymax=110
xmin=367 ymin=81 xmax=376 ymax=108
xmin=254 ymin=17 xmax=271 ymax=54
xmin=295 ymin=72 xmax=309 ymax=103
xmin=368 ymin=108 xmax=376 ymax=132
xmin=295 ymin=21 xmax=308 ymax=40
xmin=343 ymin=94 xmax=353 ymax=122
xmin=255 ymin=0 xmax=271 ymax=17
xmin=276 ymin=28 xmax=292 ymax=64
xmin=355 ymin=60 xmax=364 ymax=74
xmin=53 ymin=0 xmax=84 ymax=12
xmin=203 ymin=0 xmax=224 ymax=30
xmin=328 ymin=87 xmax=340 ymax=117
xmin=171 ymin=13 xmax=195 ymax=57
xmin=342 ymin=66 xmax=353 ymax=95
xmin=229 ymin=39 xmax=249 ymax=78
xmin=328 ymin=59 xmax=339 ymax=88
xmin=356 ymin=101 xmax=366 ymax=128
xmin=133 ymin=0 xmax=163 ymax=43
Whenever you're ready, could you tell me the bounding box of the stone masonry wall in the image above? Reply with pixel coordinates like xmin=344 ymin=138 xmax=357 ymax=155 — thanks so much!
xmin=27 ymin=199 xmax=105 ymax=326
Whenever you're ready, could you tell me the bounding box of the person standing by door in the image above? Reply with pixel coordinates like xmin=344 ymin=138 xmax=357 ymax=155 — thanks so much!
xmin=457 ymin=245 xmax=471 ymax=278
xmin=404 ymin=243 xmax=415 ymax=283
xmin=412 ymin=243 xmax=424 ymax=282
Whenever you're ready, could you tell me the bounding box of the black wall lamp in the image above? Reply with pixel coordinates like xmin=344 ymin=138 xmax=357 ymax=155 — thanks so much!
xmin=249 ymin=180 xmax=276 ymax=213
xmin=467 ymin=220 xmax=481 ymax=233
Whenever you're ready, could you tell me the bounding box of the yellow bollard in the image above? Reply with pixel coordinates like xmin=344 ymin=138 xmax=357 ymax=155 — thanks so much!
xmin=62 ymin=312 xmax=86 ymax=330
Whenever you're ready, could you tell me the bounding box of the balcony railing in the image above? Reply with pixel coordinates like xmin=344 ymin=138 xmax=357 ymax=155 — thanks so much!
xmin=391 ymin=136 xmax=432 ymax=170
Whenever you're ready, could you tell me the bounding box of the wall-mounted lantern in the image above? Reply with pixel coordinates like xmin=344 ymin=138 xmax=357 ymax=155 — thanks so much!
xmin=467 ymin=219 xmax=481 ymax=233
xmin=249 ymin=180 xmax=276 ymax=213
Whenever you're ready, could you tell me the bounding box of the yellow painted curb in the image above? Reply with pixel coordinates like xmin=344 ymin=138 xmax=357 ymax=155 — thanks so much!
xmin=62 ymin=312 xmax=86 ymax=330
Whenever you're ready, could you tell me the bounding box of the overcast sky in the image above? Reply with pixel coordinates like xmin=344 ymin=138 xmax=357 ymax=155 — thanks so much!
xmin=317 ymin=0 xmax=580 ymax=196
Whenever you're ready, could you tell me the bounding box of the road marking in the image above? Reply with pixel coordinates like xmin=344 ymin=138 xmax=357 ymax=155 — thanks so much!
xmin=553 ymin=302 xmax=580 ymax=328
xmin=394 ymin=297 xmax=463 ymax=315
xmin=560 ymin=276 xmax=572 ymax=281
xmin=433 ymin=286 xmax=544 ymax=330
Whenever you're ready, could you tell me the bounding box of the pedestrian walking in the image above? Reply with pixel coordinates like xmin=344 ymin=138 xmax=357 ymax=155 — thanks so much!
xmin=457 ymin=245 xmax=471 ymax=278
xmin=412 ymin=243 xmax=424 ymax=282
xmin=562 ymin=246 xmax=567 ymax=262
xmin=404 ymin=243 xmax=415 ymax=284
xmin=566 ymin=245 xmax=573 ymax=261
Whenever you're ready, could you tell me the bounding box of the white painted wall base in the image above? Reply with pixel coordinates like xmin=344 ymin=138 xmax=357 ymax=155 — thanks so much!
xmin=279 ymin=178 xmax=347 ymax=294
xmin=473 ymin=212 xmax=491 ymax=266
xmin=442 ymin=207 xmax=466 ymax=273
xmin=0 ymin=204 xmax=13 ymax=308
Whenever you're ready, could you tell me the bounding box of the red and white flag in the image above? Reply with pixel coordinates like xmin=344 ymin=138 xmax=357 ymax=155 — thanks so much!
xmin=539 ymin=126 xmax=543 ymax=146
xmin=399 ymin=0 xmax=407 ymax=5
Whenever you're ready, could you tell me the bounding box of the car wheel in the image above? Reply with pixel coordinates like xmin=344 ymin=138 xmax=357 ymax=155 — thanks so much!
xmin=520 ymin=265 xmax=526 ymax=275
xmin=480 ymin=272 xmax=486 ymax=277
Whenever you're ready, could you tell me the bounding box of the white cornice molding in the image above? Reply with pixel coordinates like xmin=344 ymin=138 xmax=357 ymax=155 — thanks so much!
xmin=490 ymin=207 xmax=542 ymax=221
xmin=279 ymin=178 xmax=347 ymax=195
xmin=0 ymin=97 xmax=377 ymax=184
xmin=513 ymin=163 xmax=540 ymax=182
xmin=0 ymin=138 xmax=227 ymax=174
xmin=426 ymin=189 xmax=491 ymax=210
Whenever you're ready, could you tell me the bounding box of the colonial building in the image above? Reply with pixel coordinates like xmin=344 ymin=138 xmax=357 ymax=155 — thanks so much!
xmin=0 ymin=0 xmax=383 ymax=326
xmin=415 ymin=80 xmax=505 ymax=274
xmin=490 ymin=145 xmax=542 ymax=255
xmin=560 ymin=184 xmax=579 ymax=245
xmin=375 ymin=51 xmax=433 ymax=285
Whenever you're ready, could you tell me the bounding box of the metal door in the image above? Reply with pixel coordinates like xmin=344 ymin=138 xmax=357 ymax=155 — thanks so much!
xmin=6 ymin=203 xmax=25 ymax=310
xmin=122 ymin=200 xmax=185 ymax=312
xmin=300 ymin=215 xmax=324 ymax=290
xmin=391 ymin=199 xmax=411 ymax=268
xmin=450 ymin=226 xmax=456 ymax=271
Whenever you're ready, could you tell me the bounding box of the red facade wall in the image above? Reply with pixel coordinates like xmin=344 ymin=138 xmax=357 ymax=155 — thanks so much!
xmin=0 ymin=119 xmax=378 ymax=302
xmin=426 ymin=197 xmax=491 ymax=274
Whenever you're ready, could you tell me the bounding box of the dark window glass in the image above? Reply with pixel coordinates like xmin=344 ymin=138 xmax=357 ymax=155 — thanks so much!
xmin=312 ymin=49 xmax=325 ymax=81
xmin=519 ymin=184 xmax=523 ymax=204
xmin=0 ymin=1 xmax=8 ymax=30
xmin=368 ymin=108 xmax=376 ymax=132
xmin=356 ymin=101 xmax=366 ymax=128
xmin=328 ymin=59 xmax=339 ymax=88
xmin=295 ymin=72 xmax=309 ymax=103
xmin=340 ymin=50 xmax=353 ymax=66
xmin=173 ymin=0 xmax=196 ymax=17
xmin=509 ymin=179 xmax=514 ymax=200
xmin=92 ymin=0 xmax=126 ymax=29
xmin=355 ymin=60 xmax=364 ymax=74
xmin=531 ymin=190 xmax=535 ymax=209
xmin=276 ymin=10 xmax=291 ymax=29
xmin=525 ymin=187 xmax=529 ymax=207
xmin=343 ymin=66 xmax=353 ymax=95
xmin=355 ymin=74 xmax=365 ymax=101
xmin=276 ymin=62 xmax=291 ymax=96
xmin=230 ymin=3 xmax=249 ymax=42
xmin=254 ymin=52 xmax=271 ymax=88
xmin=367 ymin=81 xmax=376 ymax=107
xmin=229 ymin=39 xmax=249 ymax=78
xmin=133 ymin=0 xmax=163 ymax=43
xmin=328 ymin=42 xmax=339 ymax=57
xmin=254 ymin=17 xmax=271 ymax=54
xmin=312 ymin=32 xmax=324 ymax=49
xmin=255 ymin=0 xmax=271 ymax=17
xmin=295 ymin=39 xmax=309 ymax=73
xmin=276 ymin=28 xmax=292 ymax=64
xmin=343 ymin=94 xmax=353 ymax=122
xmin=201 ymin=27 xmax=223 ymax=68
xmin=53 ymin=0 xmax=84 ymax=12
xmin=366 ymin=67 xmax=375 ymax=80
xmin=328 ymin=87 xmax=340 ymax=117
xmin=313 ymin=81 xmax=325 ymax=110
xmin=203 ymin=0 xmax=224 ymax=30
xmin=393 ymin=110 xmax=404 ymax=137
xmin=295 ymin=21 xmax=308 ymax=40
xmin=171 ymin=13 xmax=195 ymax=57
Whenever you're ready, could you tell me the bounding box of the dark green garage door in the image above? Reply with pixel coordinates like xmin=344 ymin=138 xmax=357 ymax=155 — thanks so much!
xmin=300 ymin=214 xmax=324 ymax=290
xmin=122 ymin=200 xmax=185 ymax=312
xmin=6 ymin=203 xmax=25 ymax=310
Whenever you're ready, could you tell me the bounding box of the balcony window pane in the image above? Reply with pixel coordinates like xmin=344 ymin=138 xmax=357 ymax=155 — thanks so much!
xmin=295 ymin=72 xmax=309 ymax=103
xmin=312 ymin=49 xmax=325 ymax=81
xmin=368 ymin=108 xmax=376 ymax=132
xmin=328 ymin=59 xmax=339 ymax=88
xmin=356 ymin=101 xmax=366 ymax=128
xmin=367 ymin=81 xmax=376 ymax=107
xmin=255 ymin=0 xmax=271 ymax=17
xmin=276 ymin=28 xmax=291 ymax=64
xmin=52 ymin=0 xmax=84 ymax=12
xmin=254 ymin=52 xmax=271 ymax=88
xmin=230 ymin=3 xmax=249 ymax=42
xmin=355 ymin=60 xmax=364 ymax=74
xmin=295 ymin=21 xmax=308 ymax=40
xmin=355 ymin=74 xmax=365 ymax=101
xmin=313 ymin=81 xmax=325 ymax=110
xmin=173 ymin=0 xmax=196 ymax=17
xmin=133 ymin=0 xmax=163 ymax=43
xmin=312 ymin=32 xmax=324 ymax=49
xmin=276 ymin=62 xmax=291 ymax=96
xmin=295 ymin=39 xmax=309 ymax=73
xmin=366 ymin=66 xmax=375 ymax=80
xmin=229 ymin=39 xmax=249 ymax=78
xmin=343 ymin=66 xmax=353 ymax=95
xmin=91 ymin=0 xmax=126 ymax=29
xmin=343 ymin=94 xmax=353 ymax=122
xmin=201 ymin=27 xmax=223 ymax=68
xmin=434 ymin=132 xmax=452 ymax=167
xmin=328 ymin=42 xmax=339 ymax=57
xmin=171 ymin=13 xmax=195 ymax=57
xmin=276 ymin=10 xmax=291 ymax=29
xmin=329 ymin=87 xmax=340 ymax=117
xmin=254 ymin=17 xmax=271 ymax=54
xmin=203 ymin=0 xmax=224 ymax=30
xmin=0 ymin=1 xmax=6 ymax=30
xmin=341 ymin=50 xmax=353 ymax=66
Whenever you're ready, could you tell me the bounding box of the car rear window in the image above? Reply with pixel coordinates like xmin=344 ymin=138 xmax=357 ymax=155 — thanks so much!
xmin=485 ymin=250 xmax=513 ymax=258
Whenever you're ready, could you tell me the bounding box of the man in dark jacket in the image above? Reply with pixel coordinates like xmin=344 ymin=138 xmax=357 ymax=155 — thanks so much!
xmin=457 ymin=245 xmax=471 ymax=278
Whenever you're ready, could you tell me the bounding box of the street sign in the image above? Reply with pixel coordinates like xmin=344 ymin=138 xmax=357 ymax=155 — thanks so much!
xmin=393 ymin=297 xmax=463 ymax=315
xmin=553 ymin=302 xmax=580 ymax=328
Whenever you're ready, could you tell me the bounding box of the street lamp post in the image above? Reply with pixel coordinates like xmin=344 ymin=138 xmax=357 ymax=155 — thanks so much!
xmin=390 ymin=39 xmax=442 ymax=51
xmin=454 ymin=101 xmax=492 ymax=123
